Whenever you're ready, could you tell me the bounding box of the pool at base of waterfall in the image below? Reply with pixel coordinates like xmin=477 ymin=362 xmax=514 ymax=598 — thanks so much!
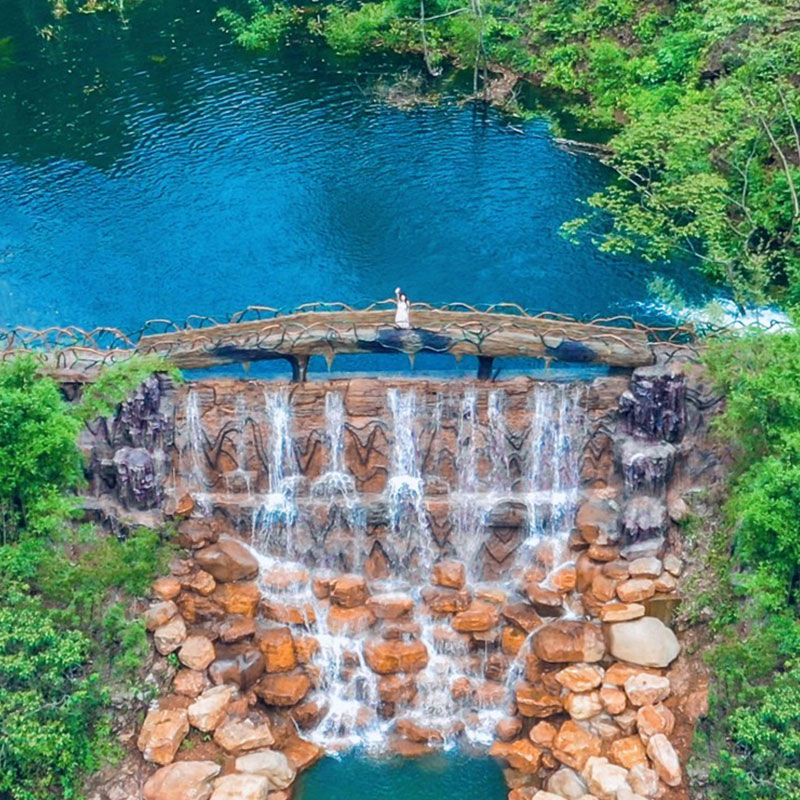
xmin=295 ymin=752 xmax=507 ymax=800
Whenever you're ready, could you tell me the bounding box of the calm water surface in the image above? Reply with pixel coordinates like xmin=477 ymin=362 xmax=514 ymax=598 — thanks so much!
xmin=296 ymin=753 xmax=506 ymax=800
xmin=0 ymin=0 xmax=713 ymax=334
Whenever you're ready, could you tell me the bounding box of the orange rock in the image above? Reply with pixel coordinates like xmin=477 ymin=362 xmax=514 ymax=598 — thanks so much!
xmin=452 ymin=601 xmax=499 ymax=633
xmin=174 ymin=493 xmax=195 ymax=517
xmin=515 ymin=684 xmax=562 ymax=718
xmin=256 ymin=628 xmax=297 ymax=673
xmin=501 ymin=603 xmax=542 ymax=633
xmin=610 ymin=735 xmax=647 ymax=768
xmin=152 ymin=577 xmax=182 ymax=601
xmin=366 ymin=593 xmax=414 ymax=619
xmin=178 ymin=636 xmax=216 ymax=671
xmin=182 ymin=570 xmax=217 ymax=597
xmin=554 ymin=664 xmax=604 ymax=692
xmin=475 ymin=587 xmax=507 ymax=605
xmin=501 ymin=626 xmax=528 ymax=657
xmin=604 ymin=662 xmax=656 ymax=686
xmin=312 ymin=574 xmax=334 ymax=599
xmin=624 ymin=673 xmax=670 ymax=706
xmin=602 ymin=559 xmax=630 ymax=580
xmin=294 ymin=635 xmax=321 ymax=664
xmin=195 ymin=539 xmax=259 ymax=582
xmin=327 ymin=604 xmax=376 ymax=634
xmin=254 ymin=673 xmax=312 ymax=706
xmin=451 ymin=677 xmax=474 ymax=700
xmin=587 ymin=544 xmax=619 ymax=562
xmin=576 ymin=552 xmax=598 ymax=593
xmin=496 ymin=716 xmax=523 ymax=742
xmin=173 ymin=669 xmax=207 ymax=698
xmin=261 ymin=568 xmax=309 ymax=591
xmin=330 ymin=574 xmax=368 ymax=608
xmin=590 ymin=573 xmax=618 ymax=603
xmin=137 ymin=707 xmax=189 ymax=765
xmin=219 ymin=615 xmax=256 ymax=643
xmin=524 ymin=653 xmax=543 ymax=684
xmin=576 ymin=499 xmax=617 ymax=545
xmin=529 ymin=720 xmax=557 ymax=747
xmin=383 ymin=620 xmax=423 ymax=640
xmin=489 ymin=739 xmax=542 ymax=772
xmin=213 ymin=581 xmax=261 ymax=616
xmin=616 ymin=579 xmax=656 ymax=604
xmin=599 ymin=686 xmax=627 ymax=715
xmin=432 ymin=560 xmax=466 ymax=590
xmin=291 ymin=699 xmax=329 ymax=730
xmin=552 ymin=720 xmax=602 ymax=770
xmin=599 ymin=603 xmax=645 ymax=622
xmin=395 ymin=718 xmax=446 ymax=744
xmin=550 ymin=566 xmax=577 ymax=592
xmin=143 ymin=761 xmax=220 ymax=800
xmin=422 ymin=586 xmax=471 ymax=614
xmin=378 ymin=675 xmax=418 ymax=705
xmin=646 ymin=733 xmax=682 ymax=786
xmin=213 ymin=715 xmax=275 ymax=753
xmin=283 ymin=736 xmax=325 ymax=772
xmin=364 ymin=640 xmax=429 ymax=674
xmin=474 ymin=680 xmax=507 ymax=707
xmin=532 ymin=621 xmax=605 ymax=663
xmin=525 ymin=583 xmax=563 ymax=615
xmin=636 ymin=703 xmax=675 ymax=738
xmin=262 ymin=600 xmax=317 ymax=626
xmin=175 ymin=592 xmax=224 ymax=624
xmin=563 ymin=690 xmax=603 ymax=720
xmin=145 ymin=601 xmax=178 ymax=631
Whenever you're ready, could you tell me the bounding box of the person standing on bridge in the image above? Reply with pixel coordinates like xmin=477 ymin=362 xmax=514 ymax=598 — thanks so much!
xmin=394 ymin=287 xmax=411 ymax=329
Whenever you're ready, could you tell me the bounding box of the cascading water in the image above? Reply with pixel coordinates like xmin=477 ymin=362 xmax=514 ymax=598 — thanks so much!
xmin=243 ymin=380 xmax=585 ymax=756
xmin=386 ymin=388 xmax=432 ymax=576
xmin=181 ymin=389 xmax=212 ymax=514
xmin=254 ymin=389 xmax=301 ymax=557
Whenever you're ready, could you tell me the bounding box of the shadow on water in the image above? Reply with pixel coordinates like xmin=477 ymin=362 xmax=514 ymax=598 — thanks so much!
xmin=0 ymin=0 xmax=716 ymax=334
xmin=295 ymin=752 xmax=507 ymax=800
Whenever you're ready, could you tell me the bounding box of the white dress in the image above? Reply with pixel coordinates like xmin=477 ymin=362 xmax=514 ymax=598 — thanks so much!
xmin=395 ymin=298 xmax=411 ymax=329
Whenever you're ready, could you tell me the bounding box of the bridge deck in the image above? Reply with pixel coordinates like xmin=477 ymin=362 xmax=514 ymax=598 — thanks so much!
xmin=1 ymin=307 xmax=659 ymax=380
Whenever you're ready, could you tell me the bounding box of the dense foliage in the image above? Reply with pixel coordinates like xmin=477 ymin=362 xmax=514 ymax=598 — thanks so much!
xmin=696 ymin=327 xmax=800 ymax=799
xmin=219 ymin=0 xmax=800 ymax=306
xmin=0 ymin=357 xmax=174 ymax=800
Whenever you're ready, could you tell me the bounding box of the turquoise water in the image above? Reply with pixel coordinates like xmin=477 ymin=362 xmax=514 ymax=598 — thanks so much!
xmin=0 ymin=0 xmax=713 ymax=336
xmin=296 ymin=753 xmax=507 ymax=800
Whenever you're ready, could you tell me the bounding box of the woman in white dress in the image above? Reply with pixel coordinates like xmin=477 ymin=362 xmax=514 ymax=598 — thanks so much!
xmin=394 ymin=287 xmax=411 ymax=329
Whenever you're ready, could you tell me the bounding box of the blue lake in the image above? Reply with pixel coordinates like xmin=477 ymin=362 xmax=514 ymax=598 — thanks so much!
xmin=0 ymin=0 xmax=713 ymax=338
xmin=295 ymin=753 xmax=507 ymax=800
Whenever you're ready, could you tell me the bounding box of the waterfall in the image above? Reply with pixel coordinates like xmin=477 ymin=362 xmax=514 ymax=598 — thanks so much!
xmin=386 ymin=388 xmax=432 ymax=575
xmin=254 ymin=389 xmax=300 ymax=557
xmin=181 ymin=389 xmax=212 ymax=514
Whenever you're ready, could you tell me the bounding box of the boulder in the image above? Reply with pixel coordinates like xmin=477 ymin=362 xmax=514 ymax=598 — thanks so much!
xmin=235 ymin=749 xmax=297 ymax=789
xmin=529 ymin=720 xmax=557 ymax=747
xmin=188 ymin=685 xmax=237 ymax=731
xmin=364 ymin=640 xmax=429 ymax=674
xmin=137 ymin=707 xmax=189 ymax=765
xmin=628 ymin=763 xmax=659 ymax=798
xmin=282 ymin=736 xmax=325 ymax=772
xmin=254 ymin=673 xmax=311 ymax=706
xmin=179 ymin=636 xmax=216 ymax=671
xmin=209 ymin=648 xmax=265 ymax=689
xmin=636 ymin=703 xmax=675 ymax=739
xmin=395 ymin=718 xmax=446 ymax=744
xmin=590 ymin=574 xmax=618 ymax=603
xmin=256 ymin=627 xmax=297 ymax=673
xmin=291 ymin=698 xmax=329 ymax=729
xmin=432 ymin=559 xmax=466 ymax=589
xmin=516 ymin=684 xmax=562 ymax=717
xmin=422 ymin=586 xmax=471 ymax=614
xmin=533 ymin=621 xmax=605 ymax=663
xmin=609 ymin=735 xmax=647 ymax=768
xmin=582 ymin=756 xmax=631 ymax=800
xmin=646 ymin=733 xmax=681 ymax=786
xmin=546 ymin=767 xmax=588 ymax=800
xmin=152 ymin=577 xmax=182 ymax=601
xmin=628 ymin=557 xmax=662 ymax=579
xmin=378 ymin=675 xmax=418 ymax=705
xmin=599 ymin=603 xmax=645 ymax=622
xmin=210 ymin=774 xmax=270 ymax=800
xmin=330 ymin=574 xmax=368 ymax=607
xmin=654 ymin=572 xmax=678 ymax=593
xmin=624 ymin=674 xmax=670 ymax=706
xmin=219 ymin=615 xmax=257 ymax=643
xmin=295 ymin=634 xmax=321 ymax=663
xmin=367 ymin=593 xmax=414 ymax=619
xmin=327 ymin=605 xmax=376 ymax=634
xmin=196 ymin=538 xmax=259 ymax=582
xmin=606 ymin=617 xmax=680 ymax=667
xmin=564 ymin=691 xmax=603 ymax=720
xmin=616 ymin=580 xmax=655 ymax=604
xmin=154 ymin=616 xmax=188 ymax=655
xmin=502 ymin=625 xmax=528 ymax=656
xmin=599 ymin=686 xmax=626 ymax=715
xmin=502 ymin=602 xmax=542 ymax=633
xmin=213 ymin=716 xmax=275 ymax=753
xmin=489 ymin=739 xmax=542 ymax=772
xmin=551 ymin=566 xmax=577 ymax=592
xmin=496 ymin=716 xmax=523 ymax=741
xmin=213 ymin=581 xmax=261 ymax=616
xmin=261 ymin=599 xmax=317 ymax=626
xmin=183 ymin=570 xmax=217 ymax=596
xmin=145 ymin=601 xmax=178 ymax=631
xmin=552 ymin=720 xmax=602 ymax=770
xmin=451 ymin=601 xmax=499 ymax=632
xmin=576 ymin=499 xmax=619 ymax=545
xmin=663 ymin=554 xmax=682 ymax=576
xmin=174 ymin=669 xmax=207 ymax=698
xmin=555 ymin=665 xmax=604 ymax=692
xmin=143 ymin=761 xmax=221 ymax=800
